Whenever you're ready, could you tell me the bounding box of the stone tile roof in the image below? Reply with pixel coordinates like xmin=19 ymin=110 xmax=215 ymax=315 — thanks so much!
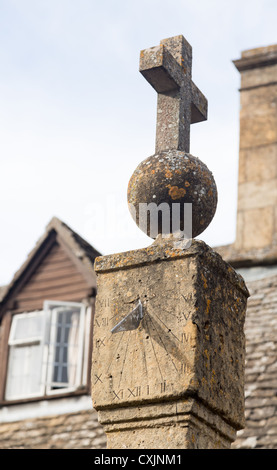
xmin=232 ymin=272 xmax=277 ymax=449
xmin=0 ymin=409 xmax=106 ymax=449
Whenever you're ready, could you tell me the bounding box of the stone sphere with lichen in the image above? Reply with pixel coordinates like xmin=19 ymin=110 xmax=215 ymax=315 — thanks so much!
xmin=127 ymin=150 xmax=217 ymax=239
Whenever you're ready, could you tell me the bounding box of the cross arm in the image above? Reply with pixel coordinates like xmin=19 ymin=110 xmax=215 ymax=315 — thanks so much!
xmin=191 ymin=81 xmax=208 ymax=123
xmin=139 ymin=45 xmax=184 ymax=93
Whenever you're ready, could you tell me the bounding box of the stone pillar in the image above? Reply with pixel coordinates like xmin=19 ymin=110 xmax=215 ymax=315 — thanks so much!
xmin=233 ymin=45 xmax=277 ymax=255
xmin=91 ymin=238 xmax=248 ymax=449
xmin=91 ymin=36 xmax=249 ymax=449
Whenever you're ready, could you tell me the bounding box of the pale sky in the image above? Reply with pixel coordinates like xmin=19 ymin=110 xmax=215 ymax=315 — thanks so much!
xmin=0 ymin=0 xmax=276 ymax=286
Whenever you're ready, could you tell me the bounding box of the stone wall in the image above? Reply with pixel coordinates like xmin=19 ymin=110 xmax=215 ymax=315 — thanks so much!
xmin=0 ymin=409 xmax=106 ymax=449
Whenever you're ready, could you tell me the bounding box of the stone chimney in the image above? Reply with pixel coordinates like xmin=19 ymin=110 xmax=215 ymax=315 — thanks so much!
xmin=218 ymin=45 xmax=277 ymax=266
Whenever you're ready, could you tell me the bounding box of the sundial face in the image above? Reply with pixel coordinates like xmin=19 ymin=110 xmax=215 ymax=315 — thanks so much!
xmin=91 ymin=260 xmax=197 ymax=409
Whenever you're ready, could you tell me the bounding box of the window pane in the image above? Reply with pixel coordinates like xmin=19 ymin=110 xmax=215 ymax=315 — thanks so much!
xmin=11 ymin=312 xmax=44 ymax=342
xmin=5 ymin=344 xmax=43 ymax=400
xmin=62 ymin=366 xmax=68 ymax=383
xmin=5 ymin=310 xmax=45 ymax=400
xmin=43 ymin=301 xmax=85 ymax=394
xmin=50 ymin=308 xmax=81 ymax=388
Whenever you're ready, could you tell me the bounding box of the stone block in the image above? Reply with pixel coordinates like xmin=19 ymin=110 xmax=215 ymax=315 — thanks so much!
xmin=242 ymin=207 xmax=274 ymax=250
xmin=239 ymin=113 xmax=277 ymax=148
xmin=240 ymin=64 xmax=277 ymax=89
xmin=240 ymin=145 xmax=277 ymax=183
xmin=99 ymin=398 xmax=236 ymax=449
xmin=240 ymin=85 xmax=277 ymax=115
xmin=91 ymin=239 xmax=248 ymax=448
xmin=237 ymin=180 xmax=277 ymax=211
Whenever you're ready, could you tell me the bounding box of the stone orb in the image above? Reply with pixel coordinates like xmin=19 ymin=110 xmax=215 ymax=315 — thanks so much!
xmin=127 ymin=150 xmax=217 ymax=239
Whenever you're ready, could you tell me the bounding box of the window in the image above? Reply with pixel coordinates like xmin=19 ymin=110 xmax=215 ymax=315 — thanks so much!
xmin=45 ymin=301 xmax=86 ymax=395
xmin=5 ymin=301 xmax=88 ymax=401
xmin=5 ymin=311 xmax=46 ymax=400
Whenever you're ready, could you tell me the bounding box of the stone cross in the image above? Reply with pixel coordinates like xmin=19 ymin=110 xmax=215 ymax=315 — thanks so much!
xmin=140 ymin=35 xmax=207 ymax=153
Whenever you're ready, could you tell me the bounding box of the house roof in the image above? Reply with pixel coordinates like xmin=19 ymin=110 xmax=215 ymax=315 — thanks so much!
xmin=0 ymin=217 xmax=101 ymax=320
xmin=47 ymin=217 xmax=101 ymax=272
xmin=232 ymin=271 xmax=277 ymax=449
xmin=0 ymin=286 xmax=7 ymax=303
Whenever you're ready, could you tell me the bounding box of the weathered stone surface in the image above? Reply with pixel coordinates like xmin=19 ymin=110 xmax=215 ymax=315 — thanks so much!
xmin=127 ymin=150 xmax=217 ymax=238
xmin=240 ymin=64 xmax=277 ymax=89
xmin=237 ymin=180 xmax=277 ymax=211
xmin=127 ymin=36 xmax=216 ymax=241
xmin=91 ymin=35 xmax=247 ymax=450
xmin=239 ymin=112 xmax=277 ymax=148
xmin=235 ymin=207 xmax=274 ymax=251
xmin=139 ymin=35 xmax=207 ymax=154
xmin=92 ymin=239 xmax=248 ymax=448
xmin=238 ymin=145 xmax=277 ymax=184
xmin=99 ymin=398 xmax=236 ymax=449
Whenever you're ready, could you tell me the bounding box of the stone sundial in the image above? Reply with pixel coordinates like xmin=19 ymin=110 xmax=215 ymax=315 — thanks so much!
xmin=91 ymin=36 xmax=248 ymax=450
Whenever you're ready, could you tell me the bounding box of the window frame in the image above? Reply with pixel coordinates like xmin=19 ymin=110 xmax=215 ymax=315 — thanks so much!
xmin=4 ymin=300 xmax=88 ymax=402
xmin=8 ymin=310 xmax=45 ymax=347
xmin=44 ymin=300 xmax=86 ymax=396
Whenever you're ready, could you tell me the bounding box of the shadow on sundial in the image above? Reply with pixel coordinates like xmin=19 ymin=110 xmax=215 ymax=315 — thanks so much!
xmin=142 ymin=306 xmax=192 ymax=370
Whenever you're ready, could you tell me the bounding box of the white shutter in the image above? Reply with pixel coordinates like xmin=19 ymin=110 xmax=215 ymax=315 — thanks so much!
xmin=5 ymin=311 xmax=46 ymax=400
